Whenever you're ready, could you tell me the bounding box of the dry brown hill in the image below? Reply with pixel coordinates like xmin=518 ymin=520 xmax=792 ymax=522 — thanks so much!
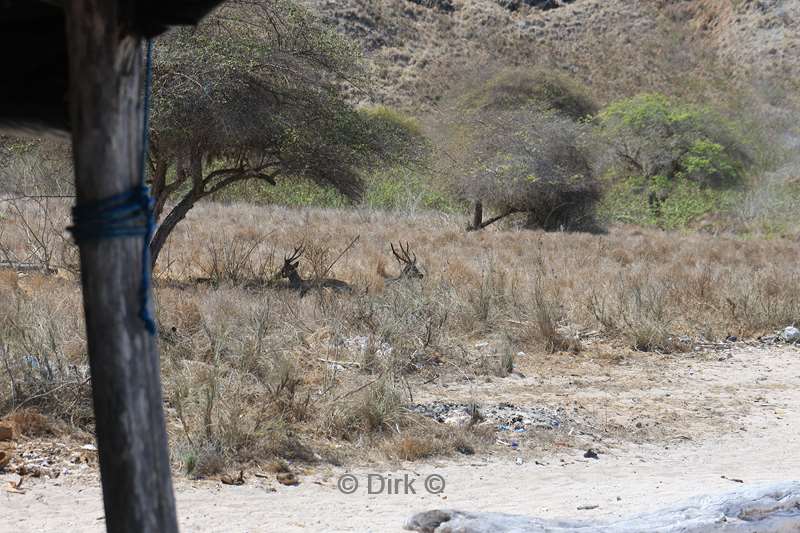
xmin=307 ymin=0 xmax=799 ymax=109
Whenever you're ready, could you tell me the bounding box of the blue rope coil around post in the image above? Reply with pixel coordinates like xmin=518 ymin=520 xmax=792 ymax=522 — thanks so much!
xmin=69 ymin=38 xmax=157 ymax=335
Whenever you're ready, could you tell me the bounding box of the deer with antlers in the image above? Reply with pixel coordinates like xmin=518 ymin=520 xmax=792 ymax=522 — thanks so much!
xmin=280 ymin=245 xmax=352 ymax=297
xmin=378 ymin=242 xmax=424 ymax=283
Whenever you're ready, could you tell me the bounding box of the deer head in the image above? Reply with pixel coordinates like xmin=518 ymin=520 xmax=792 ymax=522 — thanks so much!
xmin=280 ymin=245 xmax=304 ymax=279
xmin=391 ymin=242 xmax=424 ymax=279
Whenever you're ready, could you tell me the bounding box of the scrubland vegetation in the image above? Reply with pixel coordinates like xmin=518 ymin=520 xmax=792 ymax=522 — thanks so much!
xmin=2 ymin=0 xmax=800 ymax=474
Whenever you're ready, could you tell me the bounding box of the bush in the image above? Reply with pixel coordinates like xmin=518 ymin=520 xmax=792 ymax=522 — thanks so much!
xmin=439 ymin=68 xmax=602 ymax=231
xmin=596 ymin=93 xmax=751 ymax=228
xmin=599 ymin=174 xmax=742 ymax=230
xmin=597 ymin=93 xmax=748 ymax=188
xmin=211 ymin=177 xmax=349 ymax=209
xmin=460 ymin=67 xmax=597 ymax=119
xmin=460 ymin=109 xmax=601 ymax=231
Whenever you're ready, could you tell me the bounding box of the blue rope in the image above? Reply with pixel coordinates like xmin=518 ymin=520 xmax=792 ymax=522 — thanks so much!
xmin=69 ymin=39 xmax=157 ymax=335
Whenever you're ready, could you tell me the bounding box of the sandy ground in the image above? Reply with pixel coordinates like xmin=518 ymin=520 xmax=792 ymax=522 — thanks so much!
xmin=2 ymin=344 xmax=799 ymax=532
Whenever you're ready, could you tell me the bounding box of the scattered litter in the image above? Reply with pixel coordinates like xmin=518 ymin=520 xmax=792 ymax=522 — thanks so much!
xmin=410 ymin=401 xmax=566 ymax=433
xmin=577 ymin=504 xmax=599 ymax=511
xmin=583 ymin=449 xmax=599 ymax=460
xmin=342 ymin=336 xmax=393 ymax=359
xmin=81 ymin=444 xmax=97 ymax=451
xmin=515 ymin=457 xmax=524 ymax=465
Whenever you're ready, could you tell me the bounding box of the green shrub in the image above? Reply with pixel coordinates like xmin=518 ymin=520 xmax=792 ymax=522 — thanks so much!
xmin=597 ymin=93 xmax=748 ymax=189
xmin=597 ymin=93 xmax=751 ymax=229
xmin=363 ymin=166 xmax=463 ymax=213
xmin=599 ymin=174 xmax=742 ymax=230
xmin=212 ymin=177 xmax=349 ymax=208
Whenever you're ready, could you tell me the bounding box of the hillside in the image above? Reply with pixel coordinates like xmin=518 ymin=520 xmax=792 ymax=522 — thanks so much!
xmin=308 ymin=0 xmax=799 ymax=109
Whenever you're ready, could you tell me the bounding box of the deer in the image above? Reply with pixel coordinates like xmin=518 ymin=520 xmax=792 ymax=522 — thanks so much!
xmin=280 ymin=245 xmax=352 ymax=297
xmin=378 ymin=241 xmax=424 ymax=283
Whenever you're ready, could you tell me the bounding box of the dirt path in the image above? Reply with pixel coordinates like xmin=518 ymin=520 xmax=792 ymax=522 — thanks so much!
xmin=2 ymin=345 xmax=799 ymax=532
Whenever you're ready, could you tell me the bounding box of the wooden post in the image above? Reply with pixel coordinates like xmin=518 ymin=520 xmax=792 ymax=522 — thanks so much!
xmin=64 ymin=1 xmax=178 ymax=531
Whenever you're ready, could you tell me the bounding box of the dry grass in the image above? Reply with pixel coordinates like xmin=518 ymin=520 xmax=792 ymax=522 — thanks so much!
xmin=2 ymin=199 xmax=800 ymax=469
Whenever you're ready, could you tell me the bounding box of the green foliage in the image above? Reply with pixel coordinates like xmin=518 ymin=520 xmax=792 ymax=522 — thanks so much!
xmin=212 ymin=177 xmax=349 ymax=209
xmin=144 ymin=0 xmax=431 ymax=263
xmin=599 ymin=174 xmax=741 ymax=230
xmin=597 ymin=93 xmax=748 ymax=189
xmin=363 ymin=166 xmax=463 ymax=213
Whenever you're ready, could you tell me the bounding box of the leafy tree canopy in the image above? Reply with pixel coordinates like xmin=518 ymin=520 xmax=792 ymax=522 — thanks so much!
xmin=597 ymin=93 xmax=749 ymax=189
xmin=148 ymin=0 xmax=425 ymax=263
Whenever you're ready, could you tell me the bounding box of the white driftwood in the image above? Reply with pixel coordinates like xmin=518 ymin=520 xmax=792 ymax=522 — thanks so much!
xmin=405 ymin=481 xmax=800 ymax=532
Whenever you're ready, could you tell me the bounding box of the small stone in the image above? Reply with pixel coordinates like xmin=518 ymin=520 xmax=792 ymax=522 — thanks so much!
xmin=276 ymin=472 xmax=300 ymax=486
xmin=781 ymin=326 xmax=800 ymax=343
xmin=584 ymin=449 xmax=599 ymax=459
xmin=221 ymin=470 xmax=245 ymax=486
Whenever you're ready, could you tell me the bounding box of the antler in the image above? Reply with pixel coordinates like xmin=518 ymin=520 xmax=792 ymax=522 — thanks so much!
xmin=391 ymin=242 xmax=416 ymax=265
xmin=285 ymin=245 xmax=304 ymax=263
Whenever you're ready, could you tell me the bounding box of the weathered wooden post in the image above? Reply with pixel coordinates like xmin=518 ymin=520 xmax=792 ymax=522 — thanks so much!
xmin=63 ymin=2 xmax=175 ymax=531
xmin=2 ymin=2 xmax=224 ymax=531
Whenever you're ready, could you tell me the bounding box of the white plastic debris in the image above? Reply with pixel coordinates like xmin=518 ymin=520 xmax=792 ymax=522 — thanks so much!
xmin=781 ymin=326 xmax=800 ymax=343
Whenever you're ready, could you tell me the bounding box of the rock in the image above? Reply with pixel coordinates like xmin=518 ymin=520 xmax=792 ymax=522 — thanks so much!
xmin=456 ymin=444 xmax=474 ymax=456
xmin=781 ymin=326 xmax=800 ymax=343
xmin=0 ymin=420 xmax=19 ymax=442
xmin=276 ymin=472 xmax=300 ymax=486
xmin=583 ymin=449 xmax=599 ymax=459
xmin=220 ymin=470 xmax=245 ymax=486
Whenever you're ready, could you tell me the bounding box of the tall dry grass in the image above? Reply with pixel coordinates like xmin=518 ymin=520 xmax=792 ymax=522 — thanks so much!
xmin=2 ymin=199 xmax=800 ymax=469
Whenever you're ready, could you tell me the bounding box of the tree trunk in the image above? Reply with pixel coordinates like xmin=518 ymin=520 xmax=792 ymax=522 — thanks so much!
xmin=151 ymin=157 xmax=169 ymax=222
xmin=64 ymin=2 xmax=178 ymax=532
xmin=149 ymin=191 xmax=198 ymax=268
xmin=468 ymin=200 xmax=483 ymax=231
xmin=150 ymin=149 xmax=207 ymax=267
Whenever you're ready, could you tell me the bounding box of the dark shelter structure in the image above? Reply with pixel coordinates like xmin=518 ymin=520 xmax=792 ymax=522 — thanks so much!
xmin=1 ymin=0 xmax=222 ymax=132
xmin=1 ymin=1 xmax=224 ymax=531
